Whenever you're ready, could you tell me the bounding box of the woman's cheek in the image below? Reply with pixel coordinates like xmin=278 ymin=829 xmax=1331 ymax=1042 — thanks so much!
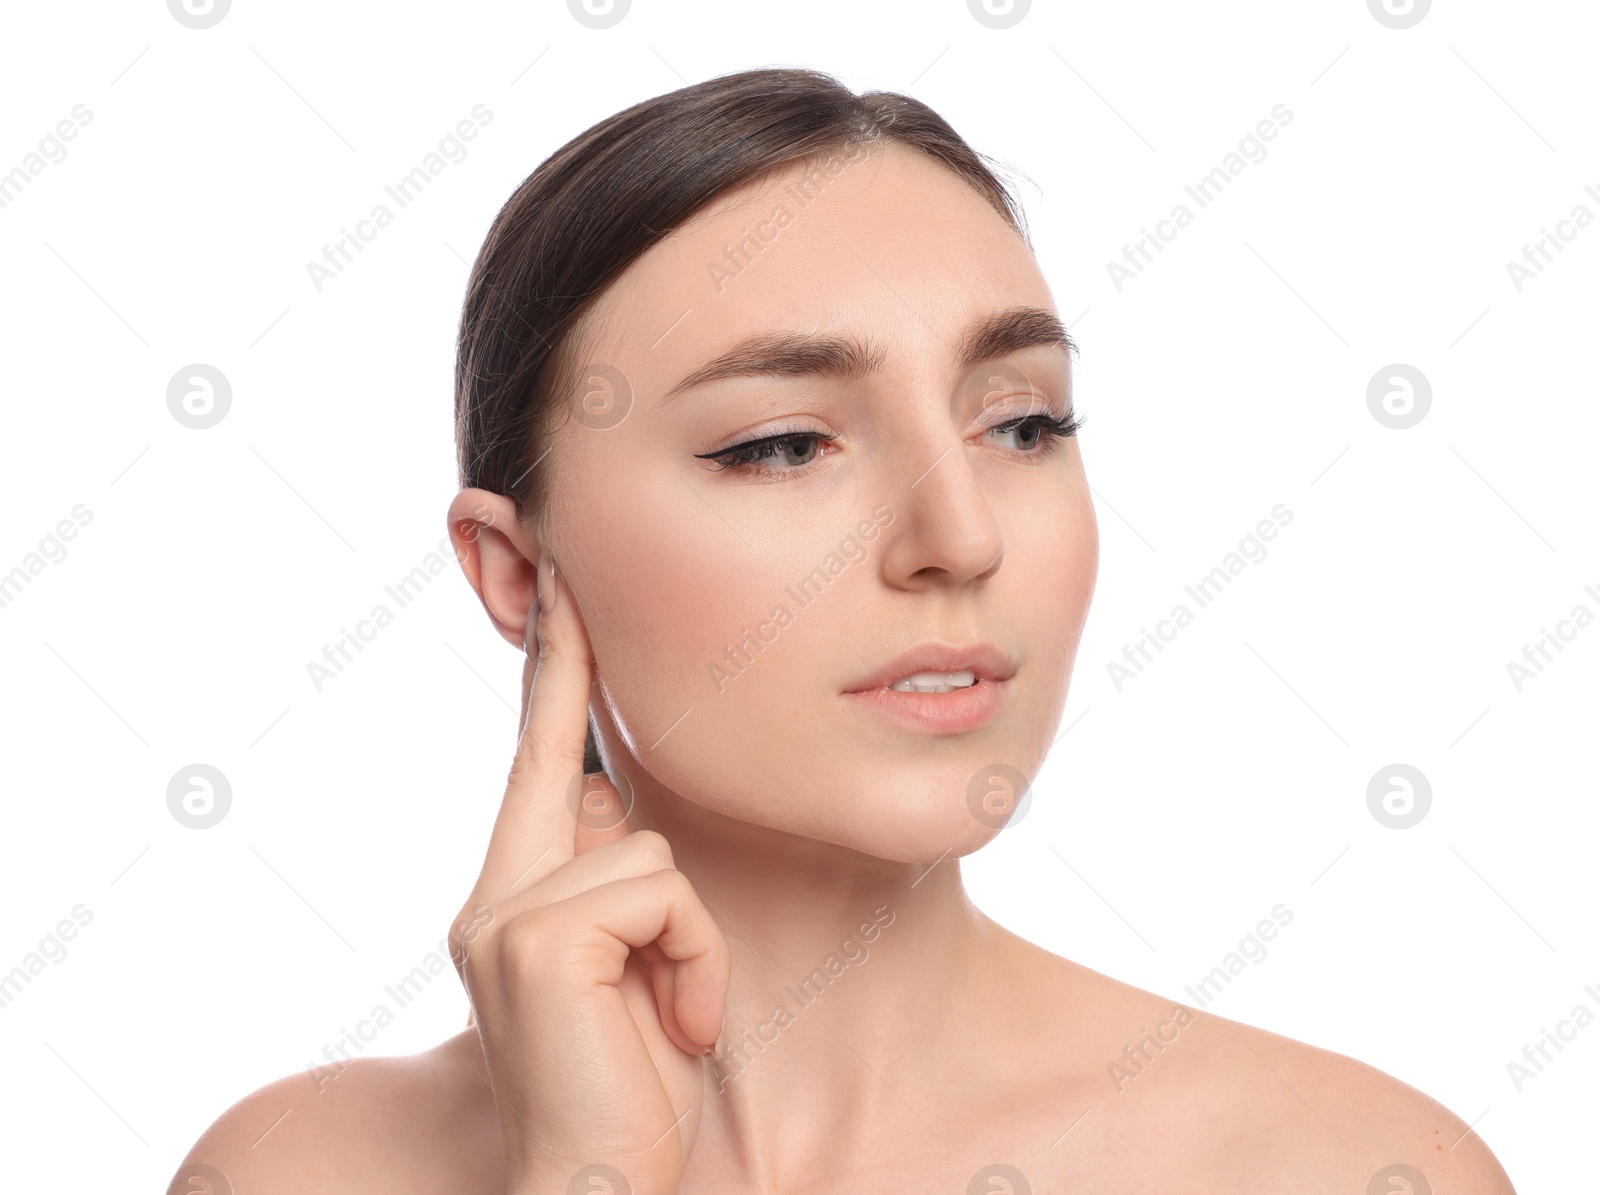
xmin=583 ymin=540 xmax=793 ymax=766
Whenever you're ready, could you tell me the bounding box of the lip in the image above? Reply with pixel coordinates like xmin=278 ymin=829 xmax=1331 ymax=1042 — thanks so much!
xmin=842 ymin=642 xmax=1018 ymax=693
xmin=843 ymin=677 xmax=1010 ymax=733
xmin=841 ymin=642 xmax=1017 ymax=735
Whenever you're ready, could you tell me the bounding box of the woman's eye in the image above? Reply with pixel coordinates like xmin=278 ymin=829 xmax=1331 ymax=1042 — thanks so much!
xmin=986 ymin=410 xmax=1083 ymax=455
xmin=700 ymin=409 xmax=1081 ymax=476
xmin=701 ymin=431 xmax=829 ymax=473
xmin=988 ymin=418 xmax=1048 ymax=452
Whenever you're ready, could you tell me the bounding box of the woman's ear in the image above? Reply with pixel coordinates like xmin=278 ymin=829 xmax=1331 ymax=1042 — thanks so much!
xmin=446 ymin=488 xmax=540 ymax=651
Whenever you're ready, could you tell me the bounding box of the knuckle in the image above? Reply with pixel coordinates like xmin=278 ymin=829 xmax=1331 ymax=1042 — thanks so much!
xmin=446 ymin=899 xmax=498 ymax=970
xmin=627 ymin=828 xmax=675 ymax=869
xmin=498 ymin=906 xmax=558 ymax=972
xmin=655 ymin=865 xmax=694 ymax=902
xmin=508 ymin=738 xmax=585 ymax=784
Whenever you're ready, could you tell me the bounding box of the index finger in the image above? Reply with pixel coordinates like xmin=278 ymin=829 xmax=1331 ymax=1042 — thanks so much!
xmin=474 ymin=551 xmax=593 ymax=899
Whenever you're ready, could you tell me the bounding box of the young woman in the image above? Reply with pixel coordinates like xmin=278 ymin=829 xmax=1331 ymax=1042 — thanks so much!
xmin=175 ymin=67 xmax=1516 ymax=1194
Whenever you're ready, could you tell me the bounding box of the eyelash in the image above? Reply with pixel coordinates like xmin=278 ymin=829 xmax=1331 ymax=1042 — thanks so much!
xmin=697 ymin=408 xmax=1085 ymax=475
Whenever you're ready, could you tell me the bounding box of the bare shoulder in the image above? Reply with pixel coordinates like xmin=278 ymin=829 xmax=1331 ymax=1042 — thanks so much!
xmin=169 ymin=1028 xmax=501 ymax=1195
xmin=1196 ymin=1010 xmax=1515 ymax=1192
xmin=1004 ymin=947 xmax=1517 ymax=1193
xmin=1067 ymin=965 xmax=1517 ymax=1193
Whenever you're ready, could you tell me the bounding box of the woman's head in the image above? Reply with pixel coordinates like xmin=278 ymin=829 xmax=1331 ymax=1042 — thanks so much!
xmin=448 ymin=66 xmax=1097 ymax=864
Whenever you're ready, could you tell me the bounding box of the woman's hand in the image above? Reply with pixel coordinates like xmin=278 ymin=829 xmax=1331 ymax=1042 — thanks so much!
xmin=448 ymin=552 xmax=729 ymax=1195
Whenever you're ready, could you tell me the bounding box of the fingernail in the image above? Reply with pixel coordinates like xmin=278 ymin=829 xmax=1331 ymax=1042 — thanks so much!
xmin=523 ymin=596 xmax=539 ymax=656
xmin=537 ymin=550 xmax=558 ymax=615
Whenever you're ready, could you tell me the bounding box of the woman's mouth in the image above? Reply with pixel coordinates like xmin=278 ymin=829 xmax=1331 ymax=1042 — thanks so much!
xmin=885 ymin=669 xmax=978 ymax=693
xmin=840 ymin=642 xmax=1016 ymax=733
xmin=844 ymin=671 xmax=1009 ymax=733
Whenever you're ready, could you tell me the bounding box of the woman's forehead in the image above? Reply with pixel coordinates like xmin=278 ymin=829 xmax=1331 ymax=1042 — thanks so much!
xmin=578 ymin=147 xmax=1048 ymax=387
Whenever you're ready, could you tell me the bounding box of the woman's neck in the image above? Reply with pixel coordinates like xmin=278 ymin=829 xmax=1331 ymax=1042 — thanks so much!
xmin=624 ymin=784 xmax=1046 ymax=1185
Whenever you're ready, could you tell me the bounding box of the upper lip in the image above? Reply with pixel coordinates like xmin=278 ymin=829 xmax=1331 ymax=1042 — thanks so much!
xmin=843 ymin=642 xmax=1018 ymax=693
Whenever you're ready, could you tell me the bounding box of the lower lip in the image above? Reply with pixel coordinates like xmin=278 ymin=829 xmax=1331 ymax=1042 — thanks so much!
xmin=842 ymin=677 xmax=1010 ymax=733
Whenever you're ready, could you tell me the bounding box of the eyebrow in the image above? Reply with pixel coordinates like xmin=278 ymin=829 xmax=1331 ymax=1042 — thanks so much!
xmin=659 ymin=305 xmax=1076 ymax=403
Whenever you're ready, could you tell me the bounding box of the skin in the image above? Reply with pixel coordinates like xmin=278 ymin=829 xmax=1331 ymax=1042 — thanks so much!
xmin=175 ymin=142 xmax=1516 ymax=1193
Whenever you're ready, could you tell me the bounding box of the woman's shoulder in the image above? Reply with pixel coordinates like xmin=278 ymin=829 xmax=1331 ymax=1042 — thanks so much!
xmin=1164 ymin=1004 xmax=1513 ymax=1192
xmin=171 ymin=1028 xmax=500 ymax=1195
xmin=1028 ymin=956 xmax=1517 ymax=1192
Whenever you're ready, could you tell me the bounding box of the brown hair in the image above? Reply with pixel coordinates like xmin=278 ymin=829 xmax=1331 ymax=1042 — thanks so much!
xmin=453 ymin=66 xmax=1031 ymax=773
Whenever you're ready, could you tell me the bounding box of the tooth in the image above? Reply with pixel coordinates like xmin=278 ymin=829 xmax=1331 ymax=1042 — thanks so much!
xmin=887 ymin=669 xmax=978 ymax=693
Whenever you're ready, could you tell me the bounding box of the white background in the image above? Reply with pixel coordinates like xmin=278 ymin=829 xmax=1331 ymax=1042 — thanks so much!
xmin=0 ymin=1 xmax=1594 ymax=1190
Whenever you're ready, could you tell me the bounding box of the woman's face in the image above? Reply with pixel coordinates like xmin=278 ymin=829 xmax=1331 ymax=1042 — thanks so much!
xmin=541 ymin=140 xmax=1097 ymax=863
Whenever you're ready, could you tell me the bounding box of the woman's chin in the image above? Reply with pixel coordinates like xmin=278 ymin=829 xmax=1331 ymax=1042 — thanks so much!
xmin=770 ymin=782 xmax=1023 ymax=865
xmin=627 ymin=738 xmax=1038 ymax=863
